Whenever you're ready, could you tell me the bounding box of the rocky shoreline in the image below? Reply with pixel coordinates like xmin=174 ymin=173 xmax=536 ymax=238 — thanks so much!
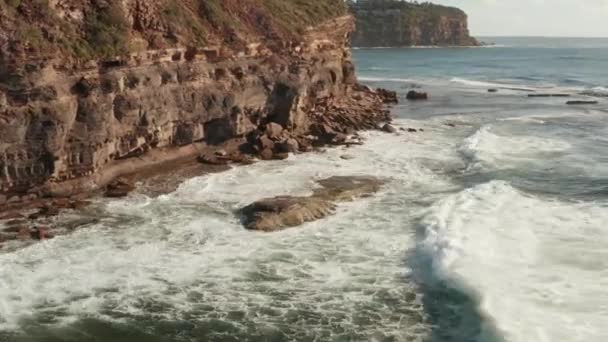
xmin=0 ymin=2 xmax=403 ymax=248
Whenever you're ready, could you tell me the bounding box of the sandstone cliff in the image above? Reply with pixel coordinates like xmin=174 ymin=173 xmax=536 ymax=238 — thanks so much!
xmin=350 ymin=0 xmax=478 ymax=47
xmin=0 ymin=0 xmax=392 ymax=206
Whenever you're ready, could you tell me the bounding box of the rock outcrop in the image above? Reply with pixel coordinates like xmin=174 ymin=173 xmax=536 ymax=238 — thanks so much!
xmin=0 ymin=1 xmax=393 ymax=209
xmin=241 ymin=176 xmax=383 ymax=231
xmin=350 ymin=0 xmax=479 ymax=47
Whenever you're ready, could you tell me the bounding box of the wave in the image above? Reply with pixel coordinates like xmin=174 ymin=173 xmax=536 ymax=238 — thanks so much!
xmin=420 ymin=181 xmax=608 ymax=342
xmin=450 ymin=77 xmax=537 ymax=91
xmin=358 ymin=76 xmax=417 ymax=83
xmin=460 ymin=125 xmax=571 ymax=171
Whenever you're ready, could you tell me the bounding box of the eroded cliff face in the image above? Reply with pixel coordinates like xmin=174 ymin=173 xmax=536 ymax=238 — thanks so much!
xmin=350 ymin=1 xmax=478 ymax=47
xmin=0 ymin=1 xmax=389 ymax=205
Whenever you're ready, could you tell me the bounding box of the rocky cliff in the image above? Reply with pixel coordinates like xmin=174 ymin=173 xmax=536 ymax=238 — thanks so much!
xmin=0 ymin=0 xmax=393 ymax=206
xmin=350 ymin=0 xmax=478 ymax=47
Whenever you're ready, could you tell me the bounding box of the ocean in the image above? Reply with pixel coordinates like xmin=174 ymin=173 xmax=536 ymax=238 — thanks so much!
xmin=1 ymin=37 xmax=607 ymax=341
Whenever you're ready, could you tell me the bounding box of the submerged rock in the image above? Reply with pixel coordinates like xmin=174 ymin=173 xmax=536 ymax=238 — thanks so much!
xmin=241 ymin=176 xmax=383 ymax=232
xmin=566 ymin=100 xmax=598 ymax=105
xmin=406 ymin=91 xmax=428 ymax=100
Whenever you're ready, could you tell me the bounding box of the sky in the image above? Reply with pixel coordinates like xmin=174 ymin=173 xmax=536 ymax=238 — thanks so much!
xmin=432 ymin=0 xmax=608 ymax=37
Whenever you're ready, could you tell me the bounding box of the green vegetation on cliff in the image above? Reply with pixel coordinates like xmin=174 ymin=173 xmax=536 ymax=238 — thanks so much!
xmin=0 ymin=0 xmax=348 ymax=65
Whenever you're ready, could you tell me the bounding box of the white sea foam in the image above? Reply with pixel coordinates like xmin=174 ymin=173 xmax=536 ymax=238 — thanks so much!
xmin=450 ymin=77 xmax=537 ymax=91
xmin=460 ymin=125 xmax=571 ymax=170
xmin=420 ymin=181 xmax=608 ymax=342
xmin=0 ymin=125 xmax=455 ymax=340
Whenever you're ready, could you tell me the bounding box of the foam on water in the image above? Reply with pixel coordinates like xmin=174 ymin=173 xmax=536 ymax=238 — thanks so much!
xmin=0 ymin=126 xmax=457 ymax=340
xmin=460 ymin=125 xmax=571 ymax=171
xmin=420 ymin=181 xmax=608 ymax=342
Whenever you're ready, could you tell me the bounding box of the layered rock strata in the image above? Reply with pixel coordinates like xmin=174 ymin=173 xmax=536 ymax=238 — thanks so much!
xmin=0 ymin=2 xmax=393 ymax=209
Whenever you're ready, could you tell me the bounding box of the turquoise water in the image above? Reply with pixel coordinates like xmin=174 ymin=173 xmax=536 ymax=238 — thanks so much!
xmin=0 ymin=38 xmax=606 ymax=341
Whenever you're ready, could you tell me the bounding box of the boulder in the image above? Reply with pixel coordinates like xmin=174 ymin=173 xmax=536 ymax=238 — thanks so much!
xmin=277 ymin=138 xmax=299 ymax=153
xmin=241 ymin=176 xmax=383 ymax=232
xmin=105 ymin=178 xmax=135 ymax=198
xmin=382 ymin=124 xmax=397 ymax=133
xmin=407 ymin=128 xmax=418 ymax=133
xmin=241 ymin=196 xmax=336 ymax=232
xmin=488 ymin=89 xmax=498 ymax=93
xmin=258 ymin=134 xmax=275 ymax=151
xmin=265 ymin=122 xmax=284 ymax=139
xmin=260 ymin=148 xmax=274 ymax=160
xmin=406 ymin=90 xmax=428 ymax=100
xmin=376 ymin=88 xmax=399 ymax=104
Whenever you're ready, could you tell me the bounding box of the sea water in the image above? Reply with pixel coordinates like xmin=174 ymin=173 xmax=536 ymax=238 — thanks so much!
xmin=0 ymin=37 xmax=607 ymax=341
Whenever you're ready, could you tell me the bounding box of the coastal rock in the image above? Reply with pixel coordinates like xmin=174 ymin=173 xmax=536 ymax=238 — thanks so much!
xmin=241 ymin=176 xmax=383 ymax=231
xmin=105 ymin=178 xmax=135 ymax=198
xmin=377 ymin=89 xmax=399 ymax=104
xmin=382 ymin=124 xmax=398 ymax=133
xmin=0 ymin=3 xmax=395 ymax=208
xmin=241 ymin=196 xmax=337 ymax=232
xmin=488 ymin=89 xmax=498 ymax=93
xmin=351 ymin=0 xmax=479 ymax=47
xmin=407 ymin=91 xmax=429 ymax=100
xmin=265 ymin=123 xmax=284 ymax=140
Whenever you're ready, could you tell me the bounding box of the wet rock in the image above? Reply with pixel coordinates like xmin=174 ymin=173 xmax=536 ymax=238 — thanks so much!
xmin=258 ymin=134 xmax=276 ymax=151
xmin=105 ymin=178 xmax=135 ymax=198
xmin=376 ymin=88 xmax=398 ymax=103
xmin=272 ymin=152 xmax=290 ymax=160
xmin=277 ymin=138 xmax=299 ymax=153
xmin=406 ymin=90 xmax=428 ymax=100
xmin=313 ymin=176 xmax=384 ymax=202
xmin=340 ymin=154 xmax=355 ymax=160
xmin=241 ymin=196 xmax=336 ymax=232
xmin=567 ymin=100 xmax=598 ymax=105
xmin=241 ymin=176 xmax=383 ymax=231
xmin=488 ymin=89 xmax=498 ymax=93
xmin=407 ymin=128 xmax=418 ymax=133
xmin=445 ymin=123 xmax=456 ymax=127
xmin=260 ymin=148 xmax=274 ymax=160
xmin=382 ymin=124 xmax=397 ymax=133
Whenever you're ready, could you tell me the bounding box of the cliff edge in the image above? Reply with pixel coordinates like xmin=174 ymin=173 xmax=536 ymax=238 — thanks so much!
xmin=0 ymin=0 xmax=394 ymax=206
xmin=350 ymin=0 xmax=478 ymax=47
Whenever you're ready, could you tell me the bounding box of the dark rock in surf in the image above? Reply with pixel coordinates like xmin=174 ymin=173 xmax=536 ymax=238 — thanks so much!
xmin=382 ymin=124 xmax=397 ymax=133
xmin=566 ymin=100 xmax=599 ymax=105
xmin=377 ymin=88 xmax=399 ymax=103
xmin=488 ymin=89 xmax=498 ymax=93
xmin=407 ymin=91 xmax=428 ymax=100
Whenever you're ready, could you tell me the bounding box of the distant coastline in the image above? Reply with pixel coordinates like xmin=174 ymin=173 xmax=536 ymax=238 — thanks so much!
xmin=350 ymin=0 xmax=478 ymax=47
